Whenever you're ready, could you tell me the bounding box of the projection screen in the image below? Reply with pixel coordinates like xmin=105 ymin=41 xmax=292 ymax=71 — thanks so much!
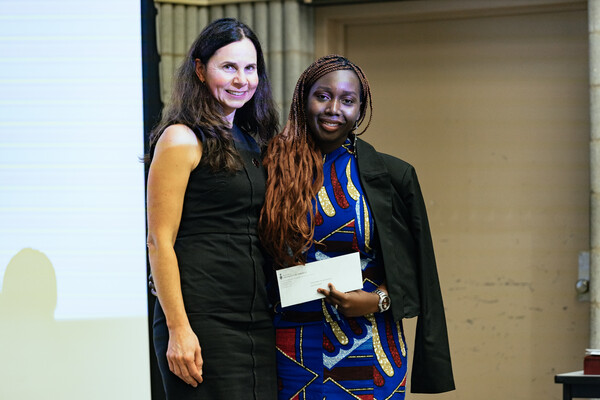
xmin=0 ymin=1 xmax=151 ymax=398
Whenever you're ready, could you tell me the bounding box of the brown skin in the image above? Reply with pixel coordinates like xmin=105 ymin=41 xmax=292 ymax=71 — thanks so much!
xmin=318 ymin=283 xmax=388 ymax=317
xmin=307 ymin=70 xmax=389 ymax=315
xmin=306 ymin=70 xmax=361 ymax=154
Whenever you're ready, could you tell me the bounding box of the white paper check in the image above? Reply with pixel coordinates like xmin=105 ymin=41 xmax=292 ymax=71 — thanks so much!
xmin=276 ymin=252 xmax=363 ymax=308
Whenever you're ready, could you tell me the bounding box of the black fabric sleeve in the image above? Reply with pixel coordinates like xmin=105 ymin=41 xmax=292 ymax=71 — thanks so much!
xmin=384 ymin=156 xmax=456 ymax=393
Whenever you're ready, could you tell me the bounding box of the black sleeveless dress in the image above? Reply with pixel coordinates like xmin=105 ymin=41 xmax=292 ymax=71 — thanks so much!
xmin=153 ymin=125 xmax=276 ymax=399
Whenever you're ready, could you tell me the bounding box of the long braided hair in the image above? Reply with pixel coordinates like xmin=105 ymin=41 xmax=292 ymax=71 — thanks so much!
xmin=259 ymin=54 xmax=373 ymax=267
xmin=146 ymin=18 xmax=279 ymax=171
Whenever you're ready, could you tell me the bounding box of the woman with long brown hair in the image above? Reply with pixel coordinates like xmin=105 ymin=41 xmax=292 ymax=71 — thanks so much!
xmin=260 ymin=55 xmax=454 ymax=399
xmin=146 ymin=18 xmax=279 ymax=399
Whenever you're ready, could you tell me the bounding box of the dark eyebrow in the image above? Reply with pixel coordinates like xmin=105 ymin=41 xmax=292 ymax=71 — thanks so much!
xmin=218 ymin=61 xmax=257 ymax=67
xmin=312 ymin=85 xmax=357 ymax=96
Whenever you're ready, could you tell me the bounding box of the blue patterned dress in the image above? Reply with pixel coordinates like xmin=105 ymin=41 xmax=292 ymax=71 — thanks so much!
xmin=273 ymin=139 xmax=408 ymax=400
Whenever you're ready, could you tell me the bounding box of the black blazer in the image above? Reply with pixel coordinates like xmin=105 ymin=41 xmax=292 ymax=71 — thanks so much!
xmin=356 ymin=138 xmax=455 ymax=393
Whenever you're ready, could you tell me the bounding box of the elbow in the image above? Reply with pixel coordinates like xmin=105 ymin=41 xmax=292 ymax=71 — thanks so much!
xmin=146 ymin=234 xmax=157 ymax=253
xmin=146 ymin=231 xmax=176 ymax=257
xmin=146 ymin=233 xmax=164 ymax=258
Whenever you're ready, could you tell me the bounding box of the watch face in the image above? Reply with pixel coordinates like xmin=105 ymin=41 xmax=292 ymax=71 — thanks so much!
xmin=381 ymin=297 xmax=390 ymax=310
xmin=376 ymin=289 xmax=391 ymax=312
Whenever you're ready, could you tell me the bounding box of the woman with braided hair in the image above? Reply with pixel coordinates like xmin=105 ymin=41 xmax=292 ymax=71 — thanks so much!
xmin=260 ymin=55 xmax=455 ymax=398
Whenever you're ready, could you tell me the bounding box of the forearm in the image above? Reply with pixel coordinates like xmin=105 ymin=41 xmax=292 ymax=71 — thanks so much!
xmin=148 ymin=241 xmax=190 ymax=331
xmin=363 ymin=290 xmax=380 ymax=315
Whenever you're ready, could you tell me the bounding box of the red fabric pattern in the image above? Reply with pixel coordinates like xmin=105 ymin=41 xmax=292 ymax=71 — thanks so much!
xmin=315 ymin=209 xmax=323 ymax=226
xmin=386 ymin=317 xmax=403 ymax=368
xmin=323 ymin=333 xmax=335 ymax=353
xmin=277 ymin=328 xmax=296 ymax=359
xmin=352 ymin=231 xmax=359 ymax=252
xmin=331 ymin=161 xmax=349 ymax=209
xmin=374 ymin=366 xmax=385 ymax=387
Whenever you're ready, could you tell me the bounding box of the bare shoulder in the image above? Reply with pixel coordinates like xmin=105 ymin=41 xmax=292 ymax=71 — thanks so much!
xmin=154 ymin=124 xmax=202 ymax=167
xmin=157 ymin=124 xmax=201 ymax=148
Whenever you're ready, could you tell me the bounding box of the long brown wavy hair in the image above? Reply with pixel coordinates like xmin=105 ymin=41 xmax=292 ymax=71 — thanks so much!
xmin=259 ymin=55 xmax=373 ymax=267
xmin=146 ymin=18 xmax=279 ymax=171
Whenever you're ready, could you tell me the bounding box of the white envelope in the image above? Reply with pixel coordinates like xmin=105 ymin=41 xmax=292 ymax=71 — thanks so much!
xmin=276 ymin=252 xmax=363 ymax=308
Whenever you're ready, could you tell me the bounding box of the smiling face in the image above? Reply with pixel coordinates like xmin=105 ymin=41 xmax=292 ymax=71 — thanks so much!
xmin=306 ymin=69 xmax=362 ymax=154
xmin=195 ymin=37 xmax=258 ymax=122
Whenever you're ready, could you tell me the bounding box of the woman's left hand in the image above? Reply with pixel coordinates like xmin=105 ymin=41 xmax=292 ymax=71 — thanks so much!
xmin=318 ymin=283 xmax=379 ymax=317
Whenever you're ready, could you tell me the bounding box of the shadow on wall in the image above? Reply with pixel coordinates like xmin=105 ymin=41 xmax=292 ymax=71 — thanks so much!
xmin=0 ymin=248 xmax=150 ymax=400
xmin=0 ymin=248 xmax=57 ymax=320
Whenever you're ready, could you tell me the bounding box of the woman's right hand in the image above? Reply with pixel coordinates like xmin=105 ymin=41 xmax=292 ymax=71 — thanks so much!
xmin=166 ymin=325 xmax=204 ymax=387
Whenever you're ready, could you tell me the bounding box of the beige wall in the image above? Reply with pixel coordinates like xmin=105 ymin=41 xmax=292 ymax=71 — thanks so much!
xmin=316 ymin=1 xmax=590 ymax=399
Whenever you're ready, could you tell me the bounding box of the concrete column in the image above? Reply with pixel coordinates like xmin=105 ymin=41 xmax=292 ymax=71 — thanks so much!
xmin=283 ymin=0 xmax=301 ymax=118
xmin=269 ymin=1 xmax=284 ymax=116
xmin=173 ymin=4 xmax=186 ymax=69
xmin=209 ymin=5 xmax=224 ymax=21
xmin=158 ymin=3 xmax=174 ymax=102
xmin=253 ymin=2 xmax=269 ymax=67
xmin=197 ymin=7 xmax=209 ymax=34
xmin=239 ymin=3 xmax=254 ymax=27
xmin=185 ymin=6 xmax=199 ymax=49
xmin=224 ymin=4 xmax=238 ymax=19
xmin=590 ymin=0 xmax=600 ymax=347
xmin=300 ymin=4 xmax=315 ymax=69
